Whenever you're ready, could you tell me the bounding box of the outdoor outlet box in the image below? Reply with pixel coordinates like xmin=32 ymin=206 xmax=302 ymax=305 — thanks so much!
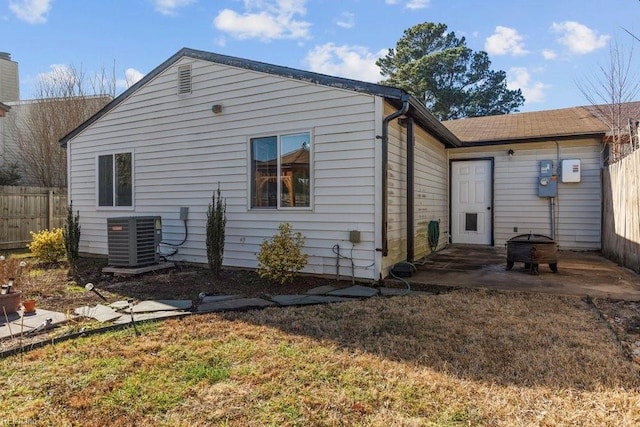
xmin=349 ymin=230 xmax=361 ymax=244
xmin=179 ymin=207 xmax=189 ymax=220
xmin=561 ymin=159 xmax=581 ymax=183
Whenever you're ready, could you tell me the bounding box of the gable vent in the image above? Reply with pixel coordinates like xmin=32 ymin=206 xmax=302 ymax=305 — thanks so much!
xmin=177 ymin=64 xmax=192 ymax=94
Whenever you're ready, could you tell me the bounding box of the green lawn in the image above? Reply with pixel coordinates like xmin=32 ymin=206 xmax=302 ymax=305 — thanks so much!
xmin=1 ymin=290 xmax=639 ymax=426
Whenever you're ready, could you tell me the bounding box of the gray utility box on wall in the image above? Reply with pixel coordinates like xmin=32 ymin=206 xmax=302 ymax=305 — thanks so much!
xmin=538 ymin=160 xmax=557 ymax=197
xmin=107 ymin=216 xmax=162 ymax=267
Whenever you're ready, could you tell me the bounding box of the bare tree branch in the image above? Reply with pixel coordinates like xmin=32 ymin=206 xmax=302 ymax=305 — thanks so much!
xmin=8 ymin=65 xmax=114 ymax=187
xmin=576 ymin=36 xmax=640 ymax=164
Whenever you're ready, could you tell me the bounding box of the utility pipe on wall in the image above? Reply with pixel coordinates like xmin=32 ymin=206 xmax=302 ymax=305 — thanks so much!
xmin=379 ymin=94 xmax=410 ymax=257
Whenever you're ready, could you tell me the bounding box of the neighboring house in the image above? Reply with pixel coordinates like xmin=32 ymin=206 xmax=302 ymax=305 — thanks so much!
xmin=60 ymin=48 xmax=460 ymax=280
xmin=0 ymin=102 xmax=9 ymax=117
xmin=444 ymin=106 xmax=609 ymax=250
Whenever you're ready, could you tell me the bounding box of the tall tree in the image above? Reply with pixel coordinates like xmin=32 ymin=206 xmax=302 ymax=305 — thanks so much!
xmin=8 ymin=65 xmax=114 ymax=188
xmin=377 ymin=22 xmax=525 ymax=120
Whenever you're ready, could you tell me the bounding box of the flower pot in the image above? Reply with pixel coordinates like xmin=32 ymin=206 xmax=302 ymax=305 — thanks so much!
xmin=22 ymin=298 xmax=36 ymax=314
xmin=0 ymin=291 xmax=22 ymax=315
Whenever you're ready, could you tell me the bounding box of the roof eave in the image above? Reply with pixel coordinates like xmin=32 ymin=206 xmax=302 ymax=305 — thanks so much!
xmin=456 ymin=131 xmax=607 ymax=147
xmin=406 ymin=98 xmax=461 ymax=148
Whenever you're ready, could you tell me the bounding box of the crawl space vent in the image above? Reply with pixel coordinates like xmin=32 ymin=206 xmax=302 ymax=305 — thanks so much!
xmin=177 ymin=64 xmax=192 ymax=94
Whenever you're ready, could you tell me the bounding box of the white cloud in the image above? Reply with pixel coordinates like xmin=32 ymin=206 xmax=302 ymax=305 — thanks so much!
xmin=550 ymin=21 xmax=610 ymax=55
xmin=385 ymin=0 xmax=430 ymax=9
xmin=37 ymin=64 xmax=78 ymax=87
xmin=152 ymin=0 xmax=196 ymax=15
xmin=9 ymin=0 xmax=51 ymax=24
xmin=116 ymin=68 xmax=145 ymax=91
xmin=335 ymin=11 xmax=355 ymax=29
xmin=406 ymin=0 xmax=430 ymax=9
xmin=213 ymin=0 xmax=310 ymax=41
xmin=304 ymin=43 xmax=384 ymax=83
xmin=507 ymin=67 xmax=550 ymax=103
xmin=485 ymin=26 xmax=528 ymax=56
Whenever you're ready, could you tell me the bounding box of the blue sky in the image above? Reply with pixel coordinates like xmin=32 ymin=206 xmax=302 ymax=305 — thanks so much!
xmin=1 ymin=0 xmax=639 ymax=112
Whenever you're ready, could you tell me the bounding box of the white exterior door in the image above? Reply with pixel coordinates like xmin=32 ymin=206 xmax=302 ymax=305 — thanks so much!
xmin=451 ymin=159 xmax=492 ymax=245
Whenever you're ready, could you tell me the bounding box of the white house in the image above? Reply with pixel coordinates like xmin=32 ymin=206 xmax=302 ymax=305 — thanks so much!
xmin=444 ymin=107 xmax=608 ymax=250
xmin=60 ymin=48 xmax=460 ymax=280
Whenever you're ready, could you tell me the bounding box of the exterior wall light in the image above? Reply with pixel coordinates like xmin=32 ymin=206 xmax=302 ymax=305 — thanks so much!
xmin=212 ymin=104 xmax=223 ymax=114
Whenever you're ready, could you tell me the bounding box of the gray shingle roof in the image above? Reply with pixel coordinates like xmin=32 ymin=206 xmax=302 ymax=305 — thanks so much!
xmin=442 ymin=106 xmax=610 ymax=144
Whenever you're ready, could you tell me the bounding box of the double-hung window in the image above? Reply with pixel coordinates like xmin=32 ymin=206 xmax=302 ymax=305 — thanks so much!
xmin=251 ymin=132 xmax=311 ymax=209
xmin=98 ymin=152 xmax=133 ymax=207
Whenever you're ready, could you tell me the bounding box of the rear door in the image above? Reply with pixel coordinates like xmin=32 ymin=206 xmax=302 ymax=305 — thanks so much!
xmin=451 ymin=159 xmax=493 ymax=245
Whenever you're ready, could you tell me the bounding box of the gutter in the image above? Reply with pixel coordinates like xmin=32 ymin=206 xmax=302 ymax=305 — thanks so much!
xmin=379 ymin=93 xmax=410 ymax=257
xmin=405 ymin=117 xmax=415 ymax=262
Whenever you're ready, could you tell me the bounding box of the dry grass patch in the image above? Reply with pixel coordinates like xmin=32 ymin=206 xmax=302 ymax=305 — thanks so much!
xmin=1 ymin=289 xmax=639 ymax=425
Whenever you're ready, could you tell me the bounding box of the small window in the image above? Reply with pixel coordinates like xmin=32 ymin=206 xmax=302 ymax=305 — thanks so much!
xmin=251 ymin=132 xmax=311 ymax=209
xmin=98 ymin=152 xmax=132 ymax=207
xmin=177 ymin=64 xmax=192 ymax=94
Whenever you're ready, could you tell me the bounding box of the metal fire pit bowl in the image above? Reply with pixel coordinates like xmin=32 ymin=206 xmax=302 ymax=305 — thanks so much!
xmin=506 ymin=233 xmax=558 ymax=274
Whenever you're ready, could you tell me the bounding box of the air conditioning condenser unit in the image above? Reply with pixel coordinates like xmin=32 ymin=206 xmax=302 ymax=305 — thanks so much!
xmin=107 ymin=216 xmax=162 ymax=267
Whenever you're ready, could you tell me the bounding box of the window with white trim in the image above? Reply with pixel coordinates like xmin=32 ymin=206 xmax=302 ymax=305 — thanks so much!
xmin=98 ymin=152 xmax=132 ymax=207
xmin=251 ymin=132 xmax=311 ymax=209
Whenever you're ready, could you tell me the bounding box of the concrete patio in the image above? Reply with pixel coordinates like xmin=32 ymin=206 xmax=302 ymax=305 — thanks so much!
xmin=408 ymin=245 xmax=640 ymax=300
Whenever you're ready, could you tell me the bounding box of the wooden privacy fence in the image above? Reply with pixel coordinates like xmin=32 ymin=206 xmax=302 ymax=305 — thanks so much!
xmin=0 ymin=186 xmax=68 ymax=250
xmin=602 ymin=150 xmax=640 ymax=273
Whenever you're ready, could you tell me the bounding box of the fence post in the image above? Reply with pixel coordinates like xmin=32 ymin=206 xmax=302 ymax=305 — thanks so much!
xmin=48 ymin=190 xmax=54 ymax=229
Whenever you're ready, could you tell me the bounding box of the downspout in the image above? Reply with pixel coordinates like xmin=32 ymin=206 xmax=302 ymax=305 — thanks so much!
xmin=405 ymin=117 xmax=415 ymax=262
xmin=552 ymin=140 xmax=560 ymax=240
xmin=380 ymin=94 xmax=410 ymax=257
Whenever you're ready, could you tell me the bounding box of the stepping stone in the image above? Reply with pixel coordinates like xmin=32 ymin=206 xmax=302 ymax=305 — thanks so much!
xmin=109 ymin=301 xmax=131 ymax=310
xmin=0 ymin=323 xmax=34 ymax=339
xmin=129 ymin=300 xmax=193 ymax=313
xmin=12 ymin=308 xmax=68 ymax=330
xmin=196 ymin=297 xmax=275 ymax=313
xmin=272 ymin=295 xmax=353 ymax=306
xmin=113 ymin=311 xmax=188 ymax=324
xmin=379 ymin=287 xmax=434 ymax=297
xmin=75 ymin=304 xmax=122 ymax=323
xmin=327 ymin=285 xmax=379 ymax=298
xmin=306 ymin=285 xmax=338 ymax=295
xmin=201 ymin=295 xmax=241 ymax=303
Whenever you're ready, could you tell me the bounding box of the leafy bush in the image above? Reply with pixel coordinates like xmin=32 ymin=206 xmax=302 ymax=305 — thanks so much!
xmin=206 ymin=184 xmax=226 ymax=278
xmin=257 ymin=223 xmax=308 ymax=285
xmin=27 ymin=228 xmax=65 ymax=263
xmin=63 ymin=203 xmax=81 ymax=270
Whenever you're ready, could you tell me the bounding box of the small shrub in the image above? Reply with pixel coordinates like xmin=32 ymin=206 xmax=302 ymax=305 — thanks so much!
xmin=257 ymin=223 xmax=308 ymax=285
xmin=206 ymin=184 xmax=226 ymax=278
xmin=63 ymin=202 xmax=81 ymax=271
xmin=27 ymin=228 xmax=65 ymax=264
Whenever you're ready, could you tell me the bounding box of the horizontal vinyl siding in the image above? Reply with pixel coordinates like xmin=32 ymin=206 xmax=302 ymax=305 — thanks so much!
xmin=413 ymin=125 xmax=448 ymax=258
xmin=448 ymin=138 xmax=602 ymax=250
xmin=68 ymin=57 xmax=379 ymax=279
xmin=383 ymin=104 xmax=449 ymax=271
